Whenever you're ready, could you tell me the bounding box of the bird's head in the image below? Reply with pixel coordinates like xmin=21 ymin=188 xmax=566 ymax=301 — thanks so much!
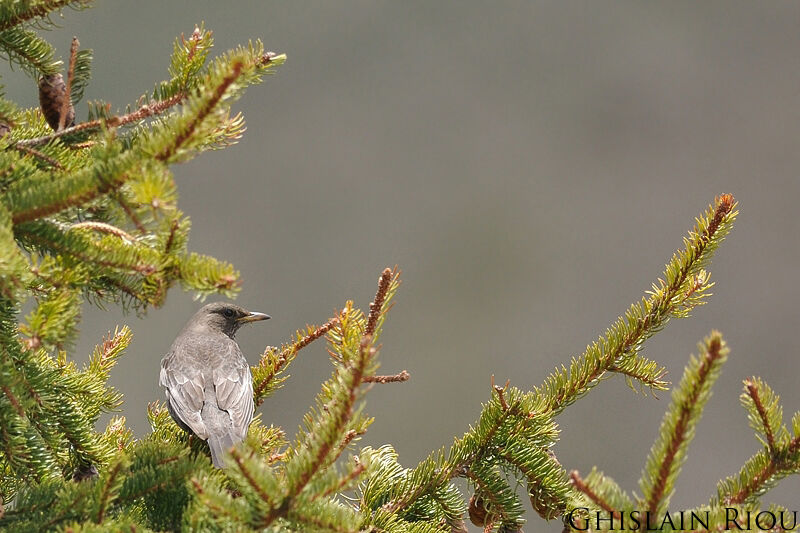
xmin=191 ymin=302 xmax=270 ymax=338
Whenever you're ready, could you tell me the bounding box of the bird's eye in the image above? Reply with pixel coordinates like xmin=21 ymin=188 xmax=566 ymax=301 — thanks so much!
xmin=223 ymin=309 xmax=235 ymax=318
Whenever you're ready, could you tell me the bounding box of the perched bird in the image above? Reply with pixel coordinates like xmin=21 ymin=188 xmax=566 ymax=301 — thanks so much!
xmin=160 ymin=302 xmax=270 ymax=468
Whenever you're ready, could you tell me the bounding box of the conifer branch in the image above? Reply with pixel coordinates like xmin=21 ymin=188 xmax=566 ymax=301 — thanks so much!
xmin=95 ymin=459 xmax=123 ymax=523
xmin=541 ymin=194 xmax=736 ymax=414
xmin=229 ymin=448 xmax=274 ymax=508
xmin=0 ymin=0 xmax=91 ymax=32
xmin=381 ymin=400 xmax=520 ymax=514
xmin=16 ymin=221 xmax=158 ymax=274
xmin=366 ymin=267 xmax=394 ymax=337
xmin=70 ymin=221 xmax=134 ymax=241
xmin=715 ymin=406 xmax=800 ymax=505
xmin=260 ymin=336 xmax=372 ymax=527
xmin=609 ymin=354 xmax=669 ymax=393
xmin=745 ymin=380 xmax=777 ymax=455
xmin=13 ymin=144 xmax=63 ymax=169
xmin=569 ymin=471 xmax=618 ymax=518
xmin=0 ymin=27 xmax=58 ymax=76
xmin=641 ymin=332 xmax=728 ymax=514
xmin=111 ymin=192 xmax=146 ymax=233
xmin=14 ymin=92 xmax=188 ymax=148
xmin=7 ymin=156 xmax=136 ymax=225
xmin=722 ymin=453 xmax=780 ymax=506
xmin=363 ymin=370 xmax=409 ymax=384
xmin=316 ymin=460 xmax=366 ymax=502
xmin=155 ymin=60 xmax=243 ymax=162
xmin=253 ymin=317 xmax=339 ymax=406
xmin=57 ymin=36 xmax=79 ymax=132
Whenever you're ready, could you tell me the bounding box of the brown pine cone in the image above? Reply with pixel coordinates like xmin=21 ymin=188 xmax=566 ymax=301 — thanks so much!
xmin=38 ymin=73 xmax=75 ymax=131
xmin=468 ymin=493 xmax=488 ymax=527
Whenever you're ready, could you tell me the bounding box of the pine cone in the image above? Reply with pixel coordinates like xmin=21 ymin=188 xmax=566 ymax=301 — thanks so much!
xmin=528 ymin=478 xmax=561 ymax=520
xmin=0 ymin=122 xmax=10 ymax=138
xmin=38 ymin=73 xmax=75 ymax=131
xmin=468 ymin=493 xmax=488 ymax=527
xmin=72 ymin=462 xmax=98 ymax=482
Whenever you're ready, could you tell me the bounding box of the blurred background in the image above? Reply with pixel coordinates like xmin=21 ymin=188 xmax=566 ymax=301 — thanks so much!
xmin=4 ymin=1 xmax=800 ymax=528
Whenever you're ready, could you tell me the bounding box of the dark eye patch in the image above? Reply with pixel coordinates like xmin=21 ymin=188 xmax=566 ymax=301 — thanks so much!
xmin=223 ymin=308 xmax=235 ymax=318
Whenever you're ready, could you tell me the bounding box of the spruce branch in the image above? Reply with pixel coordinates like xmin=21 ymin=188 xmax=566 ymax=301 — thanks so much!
xmin=13 ymin=144 xmax=63 ymax=169
xmin=228 ymin=447 xmax=275 ymax=508
xmin=713 ymin=381 xmax=800 ymax=506
xmin=5 ymin=151 xmax=138 ymax=225
xmin=155 ymin=59 xmax=243 ymax=162
xmin=742 ymin=377 xmax=789 ymax=456
xmin=0 ymin=0 xmax=92 ymax=32
xmin=57 ymin=36 xmax=79 ymax=132
xmin=15 ymin=92 xmax=187 ymax=148
xmin=253 ymin=317 xmax=339 ymax=406
xmin=280 ymin=336 xmax=370 ymax=502
xmin=540 ymin=194 xmax=736 ymax=414
xmin=609 ymin=354 xmax=668 ymax=394
xmin=0 ymin=27 xmax=58 ymax=76
xmin=640 ymin=331 xmax=729 ymax=514
xmin=16 ymin=220 xmax=159 ymax=274
xmin=569 ymin=471 xmax=618 ymax=519
xmin=366 ymin=267 xmax=394 ymax=337
xmin=68 ymin=221 xmax=134 ymax=242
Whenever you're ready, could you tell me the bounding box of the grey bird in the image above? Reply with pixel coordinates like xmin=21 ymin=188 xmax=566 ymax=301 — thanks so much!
xmin=160 ymin=302 xmax=270 ymax=468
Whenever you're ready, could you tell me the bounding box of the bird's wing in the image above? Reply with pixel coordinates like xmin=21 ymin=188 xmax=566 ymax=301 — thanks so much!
xmin=213 ymin=341 xmax=255 ymax=441
xmin=160 ymin=350 xmax=209 ymax=439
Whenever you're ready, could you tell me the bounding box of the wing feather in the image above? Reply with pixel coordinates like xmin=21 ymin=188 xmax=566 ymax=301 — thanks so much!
xmin=160 ymin=353 xmax=209 ymax=438
xmin=214 ymin=342 xmax=255 ymax=440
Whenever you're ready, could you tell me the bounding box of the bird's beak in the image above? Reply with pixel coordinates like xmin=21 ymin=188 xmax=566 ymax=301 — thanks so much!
xmin=238 ymin=311 xmax=271 ymax=323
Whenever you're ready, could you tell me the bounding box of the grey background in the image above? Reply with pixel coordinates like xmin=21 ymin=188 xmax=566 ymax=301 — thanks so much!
xmin=4 ymin=1 xmax=800 ymax=528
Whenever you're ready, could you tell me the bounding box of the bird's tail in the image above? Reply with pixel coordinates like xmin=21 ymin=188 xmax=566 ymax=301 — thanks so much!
xmin=207 ymin=431 xmax=236 ymax=469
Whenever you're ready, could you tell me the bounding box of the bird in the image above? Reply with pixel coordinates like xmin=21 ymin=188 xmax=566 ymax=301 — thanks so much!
xmin=160 ymin=302 xmax=270 ymax=468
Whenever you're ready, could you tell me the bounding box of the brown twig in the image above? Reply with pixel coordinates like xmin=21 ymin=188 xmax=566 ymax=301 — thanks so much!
xmin=70 ymin=221 xmax=135 ymax=242
xmin=491 ymin=376 xmax=511 ymax=411
xmin=107 ymin=92 xmax=186 ymax=129
xmin=67 ymin=141 xmax=97 ymax=150
xmin=253 ymin=318 xmax=339 ymax=406
xmin=569 ymin=471 xmax=619 ymax=519
xmin=15 ymin=92 xmax=187 ymax=148
xmin=98 ymin=328 xmax=128 ymax=367
xmin=58 ymin=37 xmax=79 ymax=132
xmin=363 ymin=370 xmax=409 ymax=384
xmin=14 ymin=145 xmax=63 ymax=169
xmin=365 ymin=267 xmax=394 ymax=337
